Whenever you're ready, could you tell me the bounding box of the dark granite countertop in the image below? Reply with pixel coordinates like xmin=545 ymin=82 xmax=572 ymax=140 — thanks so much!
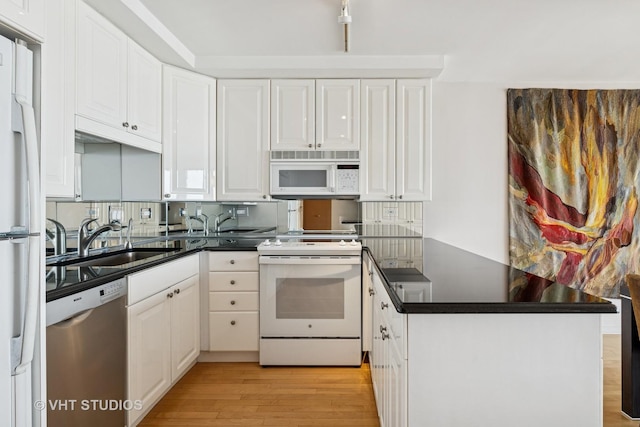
xmin=365 ymin=238 xmax=616 ymax=314
xmin=45 ymin=237 xmax=260 ymax=302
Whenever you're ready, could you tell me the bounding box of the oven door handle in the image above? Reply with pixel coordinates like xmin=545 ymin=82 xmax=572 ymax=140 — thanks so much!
xmin=259 ymin=256 xmax=361 ymax=265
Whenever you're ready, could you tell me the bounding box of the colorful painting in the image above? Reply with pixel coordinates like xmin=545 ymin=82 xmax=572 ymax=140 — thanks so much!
xmin=508 ymin=89 xmax=640 ymax=298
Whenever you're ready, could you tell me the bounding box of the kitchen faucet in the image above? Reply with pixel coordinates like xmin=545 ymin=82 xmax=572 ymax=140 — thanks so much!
xmin=214 ymin=211 xmax=236 ymax=233
xmin=124 ymin=218 xmax=133 ymax=249
xmin=77 ymin=218 xmax=115 ymax=257
xmin=187 ymin=214 xmax=209 ymax=236
xmin=46 ymin=218 xmax=67 ymax=256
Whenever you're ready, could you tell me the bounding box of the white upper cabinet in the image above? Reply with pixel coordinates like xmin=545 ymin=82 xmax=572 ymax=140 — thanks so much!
xmin=76 ymin=1 xmax=161 ymax=152
xmin=396 ymin=79 xmax=432 ymax=201
xmin=162 ymin=65 xmax=216 ymax=201
xmin=127 ymin=41 xmax=162 ymax=142
xmin=316 ymin=79 xmax=360 ymax=150
xmin=361 ymin=79 xmax=432 ymax=201
xmin=360 ymin=79 xmax=396 ymax=201
xmin=217 ymin=79 xmax=270 ymax=201
xmin=0 ymin=0 xmax=44 ymax=41
xmin=42 ymin=0 xmax=76 ymax=198
xmin=271 ymin=79 xmax=315 ymax=150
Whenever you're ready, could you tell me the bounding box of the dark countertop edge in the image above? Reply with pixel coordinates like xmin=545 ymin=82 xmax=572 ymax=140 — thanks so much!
xmin=362 ymin=247 xmax=617 ymax=315
xmin=45 ymin=243 xmax=257 ymax=303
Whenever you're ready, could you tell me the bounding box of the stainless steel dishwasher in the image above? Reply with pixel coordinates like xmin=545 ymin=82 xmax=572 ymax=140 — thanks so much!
xmin=46 ymin=278 xmax=127 ymax=427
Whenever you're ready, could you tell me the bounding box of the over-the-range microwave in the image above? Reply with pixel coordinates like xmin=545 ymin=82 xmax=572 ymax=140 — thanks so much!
xmin=270 ymin=161 xmax=359 ymax=198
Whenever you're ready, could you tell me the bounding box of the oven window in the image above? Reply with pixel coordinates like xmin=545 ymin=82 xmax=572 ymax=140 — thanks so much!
xmin=275 ymin=278 xmax=344 ymax=319
xmin=278 ymin=170 xmax=327 ymax=188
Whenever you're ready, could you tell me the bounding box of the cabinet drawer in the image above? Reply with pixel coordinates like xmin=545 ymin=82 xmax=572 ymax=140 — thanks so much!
xmin=209 ymin=272 xmax=259 ymax=292
xmin=209 ymin=312 xmax=259 ymax=351
xmin=209 ymin=251 xmax=258 ymax=271
xmin=209 ymin=292 xmax=259 ymax=311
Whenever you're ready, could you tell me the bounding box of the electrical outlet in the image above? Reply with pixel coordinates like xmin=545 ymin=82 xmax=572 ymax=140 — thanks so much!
xmin=140 ymin=208 xmax=152 ymax=220
xmin=235 ymin=207 xmax=249 ymax=217
xmin=109 ymin=206 xmax=123 ymax=223
xmin=86 ymin=207 xmax=100 ymax=218
xmin=178 ymin=208 xmax=187 ymax=217
xmin=195 ymin=206 xmax=202 ymax=216
xmin=383 ymin=207 xmax=398 ymax=219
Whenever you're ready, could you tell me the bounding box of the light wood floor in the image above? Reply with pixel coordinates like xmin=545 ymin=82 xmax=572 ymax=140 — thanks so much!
xmin=140 ymin=335 xmax=636 ymax=426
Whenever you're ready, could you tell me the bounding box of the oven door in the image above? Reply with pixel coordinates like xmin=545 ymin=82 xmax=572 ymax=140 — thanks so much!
xmin=270 ymin=162 xmax=335 ymax=196
xmin=259 ymin=256 xmax=361 ymax=338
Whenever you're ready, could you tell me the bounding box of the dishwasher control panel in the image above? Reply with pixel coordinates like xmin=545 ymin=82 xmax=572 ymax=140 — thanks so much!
xmin=99 ymin=278 xmax=126 ymax=303
xmin=46 ymin=278 xmax=127 ymax=327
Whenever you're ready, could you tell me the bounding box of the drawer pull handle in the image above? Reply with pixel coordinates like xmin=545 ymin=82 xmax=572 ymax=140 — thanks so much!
xmin=381 ymin=302 xmax=388 ymax=310
xmin=230 ymin=300 xmax=236 ymax=305
xmin=167 ymin=292 xmax=174 ymax=298
xmin=230 ymin=320 xmax=236 ymax=326
xmin=230 ymin=280 xmax=236 ymax=285
xmin=174 ymin=289 xmax=180 ymax=294
xmin=230 ymin=260 xmax=235 ymax=265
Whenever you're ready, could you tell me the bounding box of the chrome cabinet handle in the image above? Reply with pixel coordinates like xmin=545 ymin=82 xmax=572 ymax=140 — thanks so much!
xmin=230 ymin=300 xmax=236 ymax=305
xmin=308 ymin=144 xmax=313 ymax=148
xmin=131 ymin=125 xmax=138 ymax=130
xmin=390 ymin=195 xmax=394 ymax=199
xmin=174 ymin=289 xmax=180 ymax=294
xmin=164 ymin=193 xmax=171 ymax=198
xmin=381 ymin=302 xmax=388 ymax=310
xmin=380 ymin=325 xmax=387 ymax=333
xmin=381 ymin=332 xmax=390 ymax=341
xmin=398 ymin=195 xmax=403 ymax=199
xmin=230 ymin=260 xmax=235 ymax=265
xmin=368 ymin=287 xmax=374 ymax=296
xmin=230 ymin=280 xmax=236 ymax=285
xmin=167 ymin=292 xmax=173 ymax=298
xmin=317 ymin=143 xmax=322 ymax=148
xmin=230 ymin=320 xmax=236 ymax=326
xmin=262 ymin=195 xmax=267 ymax=199
xmin=122 ymin=122 xmax=129 ymax=128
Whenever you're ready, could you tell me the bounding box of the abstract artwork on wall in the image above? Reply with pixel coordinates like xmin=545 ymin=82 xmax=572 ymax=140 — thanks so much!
xmin=508 ymin=89 xmax=640 ymax=298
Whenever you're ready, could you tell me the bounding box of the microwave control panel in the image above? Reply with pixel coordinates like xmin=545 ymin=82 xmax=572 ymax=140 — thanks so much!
xmin=336 ymin=165 xmax=359 ymax=194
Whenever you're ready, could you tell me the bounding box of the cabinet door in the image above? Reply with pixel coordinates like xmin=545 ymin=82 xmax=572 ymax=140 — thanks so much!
xmin=360 ymin=80 xmax=396 ymax=201
xmin=217 ymin=79 xmax=269 ymax=201
xmin=127 ymin=291 xmax=172 ymax=426
xmin=127 ymin=40 xmax=162 ymax=142
xmin=316 ymin=79 xmax=359 ymax=150
xmin=0 ymin=0 xmax=44 ymax=41
xmin=362 ymin=253 xmax=374 ymax=352
xmin=170 ymin=274 xmax=200 ymax=381
xmin=43 ymin=0 xmax=76 ymax=198
xmin=209 ymin=312 xmax=259 ymax=351
xmin=271 ymin=79 xmax=315 ymax=150
xmin=396 ymin=79 xmax=432 ymax=201
xmin=162 ymin=65 xmax=216 ymax=200
xmin=76 ymin=1 xmax=127 ymax=129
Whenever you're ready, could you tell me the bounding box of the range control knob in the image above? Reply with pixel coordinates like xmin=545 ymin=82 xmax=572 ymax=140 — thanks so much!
xmin=339 ymin=240 xmax=346 ymax=246
xmin=274 ymin=239 xmax=282 ymax=246
xmin=262 ymin=239 xmax=271 ymax=246
xmin=350 ymin=239 xmax=358 ymax=246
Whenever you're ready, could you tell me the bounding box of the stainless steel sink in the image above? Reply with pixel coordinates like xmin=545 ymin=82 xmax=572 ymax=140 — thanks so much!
xmin=50 ymin=248 xmax=179 ymax=267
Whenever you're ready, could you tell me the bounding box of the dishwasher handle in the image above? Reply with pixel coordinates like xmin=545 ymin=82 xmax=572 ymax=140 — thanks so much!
xmin=51 ymin=308 xmax=95 ymax=328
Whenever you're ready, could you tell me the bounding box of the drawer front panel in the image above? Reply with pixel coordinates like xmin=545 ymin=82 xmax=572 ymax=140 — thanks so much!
xmin=209 ymin=292 xmax=259 ymax=311
xmin=209 ymin=251 xmax=258 ymax=271
xmin=209 ymin=272 xmax=259 ymax=292
xmin=209 ymin=312 xmax=259 ymax=351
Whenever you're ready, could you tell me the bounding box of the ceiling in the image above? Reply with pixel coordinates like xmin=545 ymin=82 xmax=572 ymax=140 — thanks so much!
xmin=84 ymin=0 xmax=640 ymax=82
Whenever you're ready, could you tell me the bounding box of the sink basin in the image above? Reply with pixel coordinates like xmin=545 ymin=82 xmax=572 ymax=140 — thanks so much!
xmin=50 ymin=248 xmax=180 ymax=267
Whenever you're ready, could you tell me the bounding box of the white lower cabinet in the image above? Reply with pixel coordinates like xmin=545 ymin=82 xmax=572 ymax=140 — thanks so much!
xmin=126 ymin=255 xmax=200 ymax=426
xmin=207 ymin=252 xmax=260 ymax=356
xmin=370 ymin=266 xmax=407 ymax=427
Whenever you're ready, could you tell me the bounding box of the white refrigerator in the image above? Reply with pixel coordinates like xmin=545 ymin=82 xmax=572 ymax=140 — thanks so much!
xmin=0 ymin=34 xmax=43 ymax=427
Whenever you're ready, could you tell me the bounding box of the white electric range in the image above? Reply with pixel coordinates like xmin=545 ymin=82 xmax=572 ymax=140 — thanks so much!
xmin=257 ymin=239 xmax=363 ymax=366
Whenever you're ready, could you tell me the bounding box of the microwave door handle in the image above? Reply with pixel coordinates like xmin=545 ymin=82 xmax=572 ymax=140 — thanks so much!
xmin=329 ymin=166 xmax=336 ymax=193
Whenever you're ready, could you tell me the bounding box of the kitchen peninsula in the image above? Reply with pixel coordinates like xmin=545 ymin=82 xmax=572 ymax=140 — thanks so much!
xmin=362 ymin=237 xmax=614 ymax=427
